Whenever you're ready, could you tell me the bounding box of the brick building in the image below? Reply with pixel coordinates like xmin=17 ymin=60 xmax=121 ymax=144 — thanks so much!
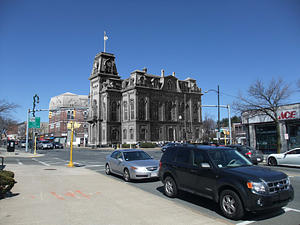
xmin=48 ymin=92 xmax=89 ymax=146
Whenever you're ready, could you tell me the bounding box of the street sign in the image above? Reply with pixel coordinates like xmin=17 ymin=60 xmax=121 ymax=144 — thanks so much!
xmin=29 ymin=117 xmax=41 ymax=128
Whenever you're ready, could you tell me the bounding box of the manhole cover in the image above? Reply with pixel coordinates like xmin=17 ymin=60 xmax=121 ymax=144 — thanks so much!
xmin=44 ymin=169 xmax=57 ymax=170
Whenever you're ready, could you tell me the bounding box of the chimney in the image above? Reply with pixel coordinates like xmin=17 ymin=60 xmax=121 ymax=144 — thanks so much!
xmin=161 ymin=69 xmax=164 ymax=77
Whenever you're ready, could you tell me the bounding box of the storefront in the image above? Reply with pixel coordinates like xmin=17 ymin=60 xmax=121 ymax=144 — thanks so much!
xmin=242 ymin=103 xmax=300 ymax=153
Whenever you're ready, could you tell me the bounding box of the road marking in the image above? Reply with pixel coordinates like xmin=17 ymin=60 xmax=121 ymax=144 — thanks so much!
xmin=83 ymin=165 xmax=104 ymax=167
xmin=236 ymin=207 xmax=300 ymax=225
xmin=32 ymin=158 xmax=50 ymax=166
xmin=283 ymin=207 xmax=300 ymax=213
xmin=16 ymin=159 xmax=23 ymax=165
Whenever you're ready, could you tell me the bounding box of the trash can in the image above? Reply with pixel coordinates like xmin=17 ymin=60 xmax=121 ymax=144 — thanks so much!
xmin=7 ymin=140 xmax=15 ymax=152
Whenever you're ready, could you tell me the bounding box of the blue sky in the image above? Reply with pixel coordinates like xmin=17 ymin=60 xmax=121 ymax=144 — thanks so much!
xmin=1 ymin=0 xmax=299 ymax=123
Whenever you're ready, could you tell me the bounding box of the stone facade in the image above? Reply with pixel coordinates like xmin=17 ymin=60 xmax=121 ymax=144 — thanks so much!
xmin=87 ymin=52 xmax=203 ymax=146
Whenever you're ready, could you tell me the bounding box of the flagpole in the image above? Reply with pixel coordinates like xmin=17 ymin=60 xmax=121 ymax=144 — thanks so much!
xmin=104 ymin=31 xmax=108 ymax=52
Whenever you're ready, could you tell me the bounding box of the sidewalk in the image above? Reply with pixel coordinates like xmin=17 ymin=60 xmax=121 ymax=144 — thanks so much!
xmin=0 ymin=148 xmax=231 ymax=225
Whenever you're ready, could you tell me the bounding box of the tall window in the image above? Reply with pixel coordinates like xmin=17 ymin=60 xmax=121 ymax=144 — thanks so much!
xmin=111 ymin=101 xmax=117 ymax=121
xmin=130 ymin=128 xmax=134 ymax=139
xmin=193 ymin=103 xmax=198 ymax=122
xmin=139 ymin=98 xmax=146 ymax=120
xmin=124 ymin=101 xmax=128 ymax=120
xmin=123 ymin=129 xmax=127 ymax=139
xmin=151 ymin=100 xmax=159 ymax=120
xmin=167 ymin=80 xmax=172 ymax=90
xmin=179 ymin=102 xmax=185 ymax=120
xmin=67 ymin=110 xmax=74 ymax=120
xmin=130 ymin=100 xmax=134 ymax=120
xmin=140 ymin=128 xmax=146 ymax=140
xmin=166 ymin=101 xmax=173 ymax=121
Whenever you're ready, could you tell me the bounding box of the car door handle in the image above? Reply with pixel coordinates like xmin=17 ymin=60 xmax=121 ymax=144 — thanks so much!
xmin=190 ymin=169 xmax=197 ymax=173
xmin=172 ymin=165 xmax=177 ymax=168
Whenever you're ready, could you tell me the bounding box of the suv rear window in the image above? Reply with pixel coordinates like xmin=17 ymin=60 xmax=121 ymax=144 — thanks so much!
xmin=175 ymin=149 xmax=191 ymax=164
xmin=161 ymin=147 xmax=177 ymax=161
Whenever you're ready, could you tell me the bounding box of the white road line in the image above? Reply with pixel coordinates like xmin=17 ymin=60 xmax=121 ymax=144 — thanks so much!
xmin=83 ymin=165 xmax=105 ymax=167
xmin=236 ymin=207 xmax=300 ymax=225
xmin=283 ymin=207 xmax=300 ymax=213
xmin=32 ymin=158 xmax=50 ymax=166
xmin=16 ymin=159 xmax=23 ymax=165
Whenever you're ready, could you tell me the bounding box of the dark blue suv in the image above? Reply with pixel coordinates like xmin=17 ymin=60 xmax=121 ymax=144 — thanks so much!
xmin=158 ymin=146 xmax=294 ymax=220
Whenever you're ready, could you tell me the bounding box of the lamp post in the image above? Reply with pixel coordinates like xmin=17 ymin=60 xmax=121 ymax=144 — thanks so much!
xmin=32 ymin=94 xmax=39 ymax=153
xmin=204 ymin=85 xmax=220 ymax=144
xmin=32 ymin=94 xmax=39 ymax=117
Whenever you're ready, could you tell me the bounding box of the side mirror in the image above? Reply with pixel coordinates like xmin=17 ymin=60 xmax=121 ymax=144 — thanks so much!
xmin=201 ymin=163 xmax=211 ymax=169
xmin=118 ymin=158 xmax=123 ymax=162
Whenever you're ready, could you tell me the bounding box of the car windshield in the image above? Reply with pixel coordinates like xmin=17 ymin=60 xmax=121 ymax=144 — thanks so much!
xmin=123 ymin=151 xmax=152 ymax=161
xmin=209 ymin=149 xmax=252 ymax=168
xmin=42 ymin=141 xmax=50 ymax=144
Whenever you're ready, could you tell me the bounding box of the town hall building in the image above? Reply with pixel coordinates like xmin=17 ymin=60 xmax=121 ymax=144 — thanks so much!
xmin=87 ymin=51 xmax=203 ymax=146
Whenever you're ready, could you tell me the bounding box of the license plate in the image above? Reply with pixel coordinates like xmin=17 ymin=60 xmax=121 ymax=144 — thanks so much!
xmin=151 ymin=173 xmax=158 ymax=177
xmin=257 ymin=158 xmax=261 ymax=161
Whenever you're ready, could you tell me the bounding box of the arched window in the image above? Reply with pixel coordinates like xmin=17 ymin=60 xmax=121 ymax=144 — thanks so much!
xmin=130 ymin=128 xmax=134 ymax=139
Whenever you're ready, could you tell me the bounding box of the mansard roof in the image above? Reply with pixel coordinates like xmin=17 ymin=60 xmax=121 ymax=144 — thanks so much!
xmin=49 ymin=92 xmax=88 ymax=110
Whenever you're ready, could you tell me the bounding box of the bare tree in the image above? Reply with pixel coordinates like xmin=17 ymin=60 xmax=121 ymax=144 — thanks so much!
xmin=202 ymin=113 xmax=216 ymax=142
xmin=0 ymin=99 xmax=20 ymax=139
xmin=297 ymin=79 xmax=300 ymax=92
xmin=232 ymin=77 xmax=293 ymax=153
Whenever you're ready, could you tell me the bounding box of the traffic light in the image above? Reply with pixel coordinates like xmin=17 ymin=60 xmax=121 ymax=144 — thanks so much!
xmin=73 ymin=110 xmax=76 ymax=118
xmin=49 ymin=111 xmax=52 ymax=119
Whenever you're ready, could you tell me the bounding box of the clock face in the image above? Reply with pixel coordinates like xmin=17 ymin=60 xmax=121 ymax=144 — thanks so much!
xmin=106 ymin=60 xmax=112 ymax=68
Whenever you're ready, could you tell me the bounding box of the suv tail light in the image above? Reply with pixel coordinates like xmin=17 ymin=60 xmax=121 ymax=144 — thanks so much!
xmin=159 ymin=161 xmax=162 ymax=170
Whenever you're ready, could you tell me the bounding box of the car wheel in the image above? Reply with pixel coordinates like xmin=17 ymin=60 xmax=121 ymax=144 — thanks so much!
xmin=164 ymin=176 xmax=177 ymax=198
xmin=105 ymin=164 xmax=111 ymax=175
xmin=268 ymin=157 xmax=277 ymax=166
xmin=220 ymin=190 xmax=244 ymax=220
xmin=123 ymin=168 xmax=131 ymax=182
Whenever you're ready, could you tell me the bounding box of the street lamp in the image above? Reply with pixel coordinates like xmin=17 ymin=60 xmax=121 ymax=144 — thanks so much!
xmin=33 ymin=94 xmax=39 ymax=117
xmin=204 ymin=85 xmax=220 ymax=144
xmin=32 ymin=94 xmax=39 ymax=154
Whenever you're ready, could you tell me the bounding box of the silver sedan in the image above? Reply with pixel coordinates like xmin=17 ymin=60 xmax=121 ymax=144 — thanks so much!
xmin=105 ymin=149 xmax=159 ymax=182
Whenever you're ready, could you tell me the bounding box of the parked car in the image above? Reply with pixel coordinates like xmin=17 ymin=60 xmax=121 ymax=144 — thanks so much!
xmin=266 ymin=148 xmax=300 ymax=167
xmin=53 ymin=142 xmax=64 ymax=149
xmin=226 ymin=145 xmax=264 ymax=165
xmin=37 ymin=140 xmax=53 ymax=149
xmin=18 ymin=140 xmax=26 ymax=148
xmin=105 ymin=149 xmax=159 ymax=182
xmin=161 ymin=142 xmax=181 ymax=152
xmin=159 ymin=145 xmax=294 ymax=220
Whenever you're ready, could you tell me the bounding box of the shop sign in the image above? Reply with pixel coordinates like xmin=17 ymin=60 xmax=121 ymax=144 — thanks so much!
xmin=278 ymin=110 xmax=297 ymax=120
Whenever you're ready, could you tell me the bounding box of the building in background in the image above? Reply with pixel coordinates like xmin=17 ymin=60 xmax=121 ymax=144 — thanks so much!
xmin=242 ymin=103 xmax=300 ymax=153
xmin=48 ymin=92 xmax=89 ymax=146
xmin=87 ymin=51 xmax=203 ymax=146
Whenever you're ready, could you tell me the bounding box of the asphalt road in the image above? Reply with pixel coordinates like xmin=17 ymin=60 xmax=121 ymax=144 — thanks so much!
xmin=4 ymin=146 xmax=300 ymax=225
